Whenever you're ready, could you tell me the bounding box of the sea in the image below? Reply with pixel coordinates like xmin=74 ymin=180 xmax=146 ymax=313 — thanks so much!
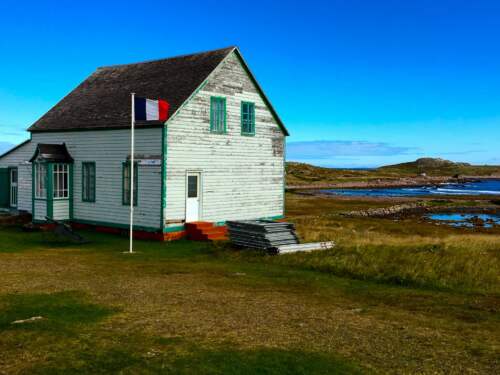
xmin=321 ymin=179 xmax=500 ymax=197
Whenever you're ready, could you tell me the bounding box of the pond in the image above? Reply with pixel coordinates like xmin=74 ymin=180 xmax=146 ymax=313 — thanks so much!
xmin=426 ymin=213 xmax=500 ymax=228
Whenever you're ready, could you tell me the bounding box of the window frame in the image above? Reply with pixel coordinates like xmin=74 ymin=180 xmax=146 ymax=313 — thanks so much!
xmin=82 ymin=162 xmax=96 ymax=202
xmin=210 ymin=96 xmax=227 ymax=134
xmin=241 ymin=101 xmax=255 ymax=136
xmin=122 ymin=161 xmax=138 ymax=206
xmin=34 ymin=162 xmax=47 ymax=199
xmin=52 ymin=163 xmax=69 ymax=200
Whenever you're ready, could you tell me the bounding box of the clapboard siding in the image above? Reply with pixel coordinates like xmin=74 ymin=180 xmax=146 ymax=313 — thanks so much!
xmin=53 ymin=200 xmax=69 ymax=220
xmin=0 ymin=141 xmax=33 ymax=212
xmin=33 ymin=129 xmax=162 ymax=229
xmin=34 ymin=200 xmax=46 ymax=221
xmin=0 ymin=128 xmax=162 ymax=229
xmin=165 ymin=51 xmax=285 ymax=223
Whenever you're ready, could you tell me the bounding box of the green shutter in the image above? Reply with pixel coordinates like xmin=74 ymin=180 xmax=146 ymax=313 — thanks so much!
xmin=210 ymin=96 xmax=226 ymax=133
xmin=241 ymin=101 xmax=255 ymax=135
xmin=82 ymin=162 xmax=96 ymax=202
xmin=122 ymin=162 xmax=138 ymax=206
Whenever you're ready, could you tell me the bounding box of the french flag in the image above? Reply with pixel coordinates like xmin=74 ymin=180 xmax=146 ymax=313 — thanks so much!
xmin=134 ymin=97 xmax=170 ymax=121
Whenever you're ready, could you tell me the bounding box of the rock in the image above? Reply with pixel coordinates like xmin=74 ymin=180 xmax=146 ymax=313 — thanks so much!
xmin=11 ymin=316 xmax=44 ymax=324
xmin=350 ymin=308 xmax=364 ymax=314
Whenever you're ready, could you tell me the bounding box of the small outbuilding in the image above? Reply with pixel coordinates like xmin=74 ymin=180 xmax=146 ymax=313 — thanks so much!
xmin=0 ymin=46 xmax=288 ymax=240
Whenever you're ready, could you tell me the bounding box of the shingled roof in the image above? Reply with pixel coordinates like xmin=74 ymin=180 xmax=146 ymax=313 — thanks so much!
xmin=28 ymin=47 xmax=236 ymax=132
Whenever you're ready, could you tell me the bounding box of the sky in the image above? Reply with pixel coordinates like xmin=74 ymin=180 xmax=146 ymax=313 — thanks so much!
xmin=0 ymin=0 xmax=499 ymax=167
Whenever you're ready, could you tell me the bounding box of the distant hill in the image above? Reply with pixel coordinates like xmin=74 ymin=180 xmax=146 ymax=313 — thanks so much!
xmin=286 ymin=158 xmax=500 ymax=186
xmin=378 ymin=158 xmax=500 ymax=176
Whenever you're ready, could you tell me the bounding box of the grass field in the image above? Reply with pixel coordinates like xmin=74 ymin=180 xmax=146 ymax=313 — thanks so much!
xmin=0 ymin=194 xmax=499 ymax=374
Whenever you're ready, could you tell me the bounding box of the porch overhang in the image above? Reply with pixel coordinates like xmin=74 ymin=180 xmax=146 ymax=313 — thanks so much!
xmin=29 ymin=143 xmax=74 ymax=163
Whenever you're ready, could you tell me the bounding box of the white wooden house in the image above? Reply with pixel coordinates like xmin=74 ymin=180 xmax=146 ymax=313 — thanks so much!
xmin=0 ymin=47 xmax=288 ymax=240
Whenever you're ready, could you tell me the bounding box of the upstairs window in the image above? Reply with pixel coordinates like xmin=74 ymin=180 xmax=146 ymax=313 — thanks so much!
xmin=241 ymin=101 xmax=255 ymax=135
xmin=82 ymin=162 xmax=96 ymax=202
xmin=210 ymin=96 xmax=226 ymax=133
xmin=53 ymin=163 xmax=69 ymax=199
xmin=35 ymin=163 xmax=47 ymax=199
xmin=122 ymin=162 xmax=138 ymax=206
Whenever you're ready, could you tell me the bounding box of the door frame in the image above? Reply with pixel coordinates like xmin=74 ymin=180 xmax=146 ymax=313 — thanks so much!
xmin=8 ymin=167 xmax=18 ymax=208
xmin=185 ymin=171 xmax=202 ymax=222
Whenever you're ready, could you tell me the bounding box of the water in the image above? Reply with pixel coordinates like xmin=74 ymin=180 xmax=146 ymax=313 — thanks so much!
xmin=426 ymin=213 xmax=500 ymax=228
xmin=322 ymin=179 xmax=500 ymax=197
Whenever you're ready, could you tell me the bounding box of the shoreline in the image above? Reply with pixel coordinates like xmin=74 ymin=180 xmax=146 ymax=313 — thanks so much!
xmin=287 ymin=175 xmax=500 ymax=191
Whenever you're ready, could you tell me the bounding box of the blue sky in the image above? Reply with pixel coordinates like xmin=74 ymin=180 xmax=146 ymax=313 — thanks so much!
xmin=0 ymin=0 xmax=499 ymax=167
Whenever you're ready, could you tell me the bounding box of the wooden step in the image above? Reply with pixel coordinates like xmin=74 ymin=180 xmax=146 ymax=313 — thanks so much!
xmin=185 ymin=221 xmax=228 ymax=241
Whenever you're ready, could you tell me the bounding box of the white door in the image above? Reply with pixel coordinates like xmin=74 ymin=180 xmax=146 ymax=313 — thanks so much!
xmin=10 ymin=168 xmax=17 ymax=208
xmin=185 ymin=172 xmax=201 ymax=222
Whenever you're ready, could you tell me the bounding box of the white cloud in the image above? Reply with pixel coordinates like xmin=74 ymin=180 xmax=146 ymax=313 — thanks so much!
xmin=287 ymin=140 xmax=416 ymax=160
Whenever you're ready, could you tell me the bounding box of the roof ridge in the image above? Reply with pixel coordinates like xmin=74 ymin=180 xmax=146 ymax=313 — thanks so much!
xmin=97 ymin=46 xmax=237 ymax=70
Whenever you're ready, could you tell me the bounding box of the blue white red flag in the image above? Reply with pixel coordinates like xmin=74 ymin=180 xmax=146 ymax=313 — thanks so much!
xmin=134 ymin=97 xmax=170 ymax=121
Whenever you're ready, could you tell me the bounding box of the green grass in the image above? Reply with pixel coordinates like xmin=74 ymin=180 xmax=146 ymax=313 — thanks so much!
xmin=28 ymin=343 xmax=362 ymax=375
xmin=0 ymin=197 xmax=499 ymax=375
xmin=0 ymin=291 xmax=116 ymax=331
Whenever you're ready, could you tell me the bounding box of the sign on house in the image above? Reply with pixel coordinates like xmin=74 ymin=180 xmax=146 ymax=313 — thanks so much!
xmin=127 ymin=154 xmax=161 ymax=166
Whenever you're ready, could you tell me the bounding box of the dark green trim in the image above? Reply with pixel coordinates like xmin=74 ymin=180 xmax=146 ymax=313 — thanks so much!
xmin=46 ymin=164 xmax=53 ymax=219
xmin=167 ymin=80 xmax=208 ymax=123
xmin=163 ymin=225 xmax=185 ymax=233
xmin=210 ymin=96 xmax=227 ymax=134
xmin=160 ymin=125 xmax=167 ymax=231
xmin=240 ymin=101 xmax=255 ymax=136
xmin=122 ymin=161 xmax=138 ymax=206
xmin=72 ymin=218 xmax=159 ymax=233
xmin=232 ymin=48 xmax=289 ymax=136
xmin=212 ymin=215 xmax=286 ymax=228
xmin=81 ymin=162 xmax=96 ymax=202
xmin=69 ymin=164 xmax=74 ymax=219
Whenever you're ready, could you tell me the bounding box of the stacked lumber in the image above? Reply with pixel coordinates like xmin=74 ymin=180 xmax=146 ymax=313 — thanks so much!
xmin=226 ymin=220 xmax=299 ymax=249
xmin=227 ymin=220 xmax=335 ymax=254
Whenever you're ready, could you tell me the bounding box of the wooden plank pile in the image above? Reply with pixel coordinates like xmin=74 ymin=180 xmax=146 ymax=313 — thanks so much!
xmin=226 ymin=220 xmax=334 ymax=254
xmin=226 ymin=220 xmax=299 ymax=249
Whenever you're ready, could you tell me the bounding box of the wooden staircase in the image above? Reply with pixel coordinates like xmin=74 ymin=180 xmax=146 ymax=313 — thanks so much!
xmin=185 ymin=222 xmax=228 ymax=241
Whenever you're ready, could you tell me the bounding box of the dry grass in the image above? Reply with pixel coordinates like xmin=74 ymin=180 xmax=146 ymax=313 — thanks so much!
xmin=0 ymin=194 xmax=499 ymax=374
xmin=284 ymin=193 xmax=500 ymax=293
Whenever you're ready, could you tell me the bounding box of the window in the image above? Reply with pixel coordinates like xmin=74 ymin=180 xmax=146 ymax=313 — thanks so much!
xmin=210 ymin=96 xmax=226 ymax=133
xmin=122 ymin=162 xmax=138 ymax=206
xmin=53 ymin=163 xmax=69 ymax=199
xmin=82 ymin=162 xmax=96 ymax=202
xmin=241 ymin=101 xmax=255 ymax=135
xmin=35 ymin=163 xmax=47 ymax=199
xmin=187 ymin=175 xmax=198 ymax=198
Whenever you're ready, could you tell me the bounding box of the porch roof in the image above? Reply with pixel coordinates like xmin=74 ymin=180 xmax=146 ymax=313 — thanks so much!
xmin=29 ymin=143 xmax=74 ymax=163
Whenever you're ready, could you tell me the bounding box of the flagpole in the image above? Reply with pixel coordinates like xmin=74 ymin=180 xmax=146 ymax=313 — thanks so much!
xmin=129 ymin=92 xmax=135 ymax=254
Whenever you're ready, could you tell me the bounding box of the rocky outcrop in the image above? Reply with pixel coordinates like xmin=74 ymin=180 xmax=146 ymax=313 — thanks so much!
xmin=342 ymin=202 xmax=429 ymax=217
